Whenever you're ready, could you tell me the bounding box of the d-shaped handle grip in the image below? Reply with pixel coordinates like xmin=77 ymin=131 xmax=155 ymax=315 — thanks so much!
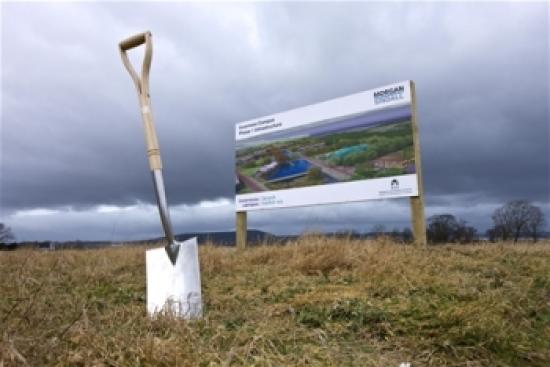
xmin=119 ymin=31 xmax=160 ymax=171
xmin=118 ymin=31 xmax=152 ymax=96
xmin=119 ymin=32 xmax=149 ymax=51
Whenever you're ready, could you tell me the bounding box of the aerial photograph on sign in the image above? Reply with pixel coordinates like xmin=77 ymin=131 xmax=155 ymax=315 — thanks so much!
xmin=236 ymin=103 xmax=415 ymax=194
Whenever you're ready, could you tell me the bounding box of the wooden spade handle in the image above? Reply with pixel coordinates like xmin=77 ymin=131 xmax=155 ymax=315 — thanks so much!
xmin=119 ymin=31 xmax=161 ymax=171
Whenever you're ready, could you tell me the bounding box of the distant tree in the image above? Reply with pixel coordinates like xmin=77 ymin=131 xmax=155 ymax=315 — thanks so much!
xmin=371 ymin=224 xmax=386 ymax=238
xmin=0 ymin=223 xmax=15 ymax=243
xmin=401 ymin=228 xmax=413 ymax=243
xmin=526 ymin=205 xmax=546 ymax=243
xmin=454 ymin=220 xmax=478 ymax=243
xmin=427 ymin=214 xmax=458 ymax=243
xmin=491 ymin=200 xmax=544 ymax=243
xmin=486 ymin=224 xmax=510 ymax=243
xmin=390 ymin=227 xmax=401 ymax=240
xmin=427 ymin=214 xmax=477 ymax=244
xmin=334 ymin=230 xmax=359 ymax=239
xmin=486 ymin=227 xmax=498 ymax=243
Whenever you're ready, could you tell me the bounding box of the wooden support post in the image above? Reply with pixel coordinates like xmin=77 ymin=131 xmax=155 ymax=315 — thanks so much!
xmin=236 ymin=211 xmax=247 ymax=250
xmin=409 ymin=81 xmax=427 ymax=247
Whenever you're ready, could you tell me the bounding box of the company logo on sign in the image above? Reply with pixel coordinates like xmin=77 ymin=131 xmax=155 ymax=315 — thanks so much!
xmin=391 ymin=179 xmax=399 ymax=190
xmin=374 ymin=85 xmax=405 ymax=105
xmin=378 ymin=177 xmax=413 ymax=197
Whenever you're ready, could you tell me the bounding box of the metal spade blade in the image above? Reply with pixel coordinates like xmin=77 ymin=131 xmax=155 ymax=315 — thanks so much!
xmin=152 ymin=169 xmax=180 ymax=263
xmin=146 ymin=237 xmax=202 ymax=318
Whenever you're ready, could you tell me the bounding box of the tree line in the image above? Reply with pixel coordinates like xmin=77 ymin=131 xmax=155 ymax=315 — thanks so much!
xmin=427 ymin=199 xmax=546 ymax=244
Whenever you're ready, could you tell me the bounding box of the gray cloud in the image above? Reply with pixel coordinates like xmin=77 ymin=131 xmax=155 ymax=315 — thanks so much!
xmin=1 ymin=2 xmax=548 ymax=240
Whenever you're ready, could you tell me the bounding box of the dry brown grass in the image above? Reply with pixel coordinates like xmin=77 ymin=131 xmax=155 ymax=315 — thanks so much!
xmin=1 ymin=237 xmax=549 ymax=366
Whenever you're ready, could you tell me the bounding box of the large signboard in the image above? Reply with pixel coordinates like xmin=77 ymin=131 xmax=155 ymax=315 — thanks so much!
xmin=235 ymin=80 xmax=418 ymax=211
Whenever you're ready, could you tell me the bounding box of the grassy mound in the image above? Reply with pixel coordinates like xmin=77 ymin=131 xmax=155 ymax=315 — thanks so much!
xmin=1 ymin=237 xmax=549 ymax=366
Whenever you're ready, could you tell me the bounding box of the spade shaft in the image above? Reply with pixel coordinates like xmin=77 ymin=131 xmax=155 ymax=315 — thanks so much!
xmin=119 ymin=31 xmax=179 ymax=264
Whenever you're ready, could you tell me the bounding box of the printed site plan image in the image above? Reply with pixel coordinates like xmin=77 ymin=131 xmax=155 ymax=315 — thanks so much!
xmin=236 ymin=105 xmax=415 ymax=193
xmin=235 ymin=81 xmax=419 ymax=210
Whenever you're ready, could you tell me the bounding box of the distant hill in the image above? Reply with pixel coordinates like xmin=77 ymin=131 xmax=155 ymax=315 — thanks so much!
xmin=175 ymin=230 xmax=290 ymax=246
xmin=3 ymin=230 xmax=548 ymax=251
xmin=0 ymin=230 xmax=375 ymax=251
xmin=0 ymin=230 xmax=295 ymax=250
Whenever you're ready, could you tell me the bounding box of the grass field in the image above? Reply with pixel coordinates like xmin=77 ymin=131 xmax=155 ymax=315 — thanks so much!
xmin=1 ymin=237 xmax=549 ymax=366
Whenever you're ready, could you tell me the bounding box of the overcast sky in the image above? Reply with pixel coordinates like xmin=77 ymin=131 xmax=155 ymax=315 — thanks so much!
xmin=1 ymin=2 xmax=548 ymax=241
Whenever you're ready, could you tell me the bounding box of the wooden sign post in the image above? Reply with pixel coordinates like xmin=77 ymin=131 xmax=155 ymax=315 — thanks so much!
xmin=236 ymin=211 xmax=247 ymax=250
xmin=409 ymin=81 xmax=427 ymax=247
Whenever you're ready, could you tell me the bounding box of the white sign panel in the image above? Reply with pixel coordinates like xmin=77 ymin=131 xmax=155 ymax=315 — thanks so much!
xmin=235 ymin=81 xmax=418 ymax=211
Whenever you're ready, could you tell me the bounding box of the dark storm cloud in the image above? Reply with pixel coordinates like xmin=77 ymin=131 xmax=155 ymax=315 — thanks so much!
xmin=1 ymin=2 xmax=548 ymax=239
